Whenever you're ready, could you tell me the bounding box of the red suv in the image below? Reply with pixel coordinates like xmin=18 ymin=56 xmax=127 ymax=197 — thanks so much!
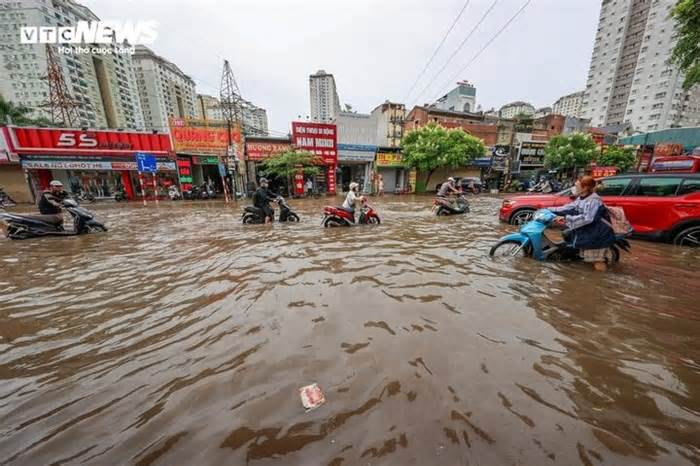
xmin=499 ymin=174 xmax=700 ymax=246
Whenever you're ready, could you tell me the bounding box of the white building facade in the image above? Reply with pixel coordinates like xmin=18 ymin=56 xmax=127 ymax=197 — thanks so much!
xmin=581 ymin=0 xmax=700 ymax=131
xmin=552 ymin=91 xmax=584 ymax=117
xmin=194 ymin=94 xmax=268 ymax=136
xmin=434 ymin=80 xmax=476 ymax=113
xmin=335 ymin=111 xmax=376 ymax=192
xmin=309 ymin=69 xmax=340 ymax=123
xmin=133 ymin=45 xmax=197 ymax=131
xmin=499 ymin=101 xmax=535 ymax=119
xmin=0 ymin=0 xmax=144 ymax=129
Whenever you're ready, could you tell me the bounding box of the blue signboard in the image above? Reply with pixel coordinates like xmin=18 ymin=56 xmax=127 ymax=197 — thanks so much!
xmin=136 ymin=152 xmax=157 ymax=173
xmin=470 ymin=157 xmax=493 ymax=167
xmin=218 ymin=163 xmax=226 ymax=177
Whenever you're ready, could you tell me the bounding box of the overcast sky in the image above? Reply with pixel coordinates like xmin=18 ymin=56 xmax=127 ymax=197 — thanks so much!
xmin=83 ymin=0 xmax=601 ymax=133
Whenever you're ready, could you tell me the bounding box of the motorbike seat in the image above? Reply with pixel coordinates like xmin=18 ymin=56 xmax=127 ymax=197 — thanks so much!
xmin=20 ymin=214 xmax=63 ymax=225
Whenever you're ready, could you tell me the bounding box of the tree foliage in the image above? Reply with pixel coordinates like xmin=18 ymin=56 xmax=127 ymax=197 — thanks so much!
xmin=670 ymin=0 xmax=700 ymax=90
xmin=544 ymin=133 xmax=598 ymax=173
xmin=596 ymin=145 xmax=637 ymax=172
xmin=0 ymin=94 xmax=55 ymax=127
xmin=401 ymin=124 xmax=486 ymax=186
xmin=259 ymin=149 xmax=320 ymax=179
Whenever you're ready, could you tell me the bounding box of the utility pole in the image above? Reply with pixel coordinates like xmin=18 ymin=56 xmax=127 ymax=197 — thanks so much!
xmin=40 ymin=44 xmax=80 ymax=126
xmin=220 ymin=59 xmax=244 ymax=199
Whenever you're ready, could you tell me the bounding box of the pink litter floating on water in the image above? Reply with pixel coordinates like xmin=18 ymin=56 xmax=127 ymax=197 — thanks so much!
xmin=299 ymin=383 xmax=325 ymax=410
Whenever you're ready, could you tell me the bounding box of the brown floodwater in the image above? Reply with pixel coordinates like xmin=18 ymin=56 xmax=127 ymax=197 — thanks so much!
xmin=0 ymin=195 xmax=699 ymax=466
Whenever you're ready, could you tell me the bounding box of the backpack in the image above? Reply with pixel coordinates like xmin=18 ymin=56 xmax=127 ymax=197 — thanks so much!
xmin=603 ymin=205 xmax=633 ymax=236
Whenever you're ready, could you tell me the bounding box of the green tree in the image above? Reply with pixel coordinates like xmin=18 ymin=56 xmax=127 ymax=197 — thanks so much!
xmin=596 ymin=145 xmax=637 ymax=172
xmin=401 ymin=124 xmax=486 ymax=188
xmin=260 ymin=149 xmax=320 ymax=192
xmin=544 ymin=133 xmax=598 ymax=177
xmin=0 ymin=94 xmax=55 ymax=127
xmin=670 ymin=0 xmax=700 ymax=90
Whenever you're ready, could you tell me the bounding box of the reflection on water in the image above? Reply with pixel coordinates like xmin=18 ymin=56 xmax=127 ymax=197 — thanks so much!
xmin=0 ymin=196 xmax=698 ymax=465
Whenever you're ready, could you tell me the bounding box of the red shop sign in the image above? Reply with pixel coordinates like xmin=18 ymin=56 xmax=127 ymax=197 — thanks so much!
xmin=291 ymin=121 xmax=337 ymax=165
xmin=7 ymin=127 xmax=171 ymax=155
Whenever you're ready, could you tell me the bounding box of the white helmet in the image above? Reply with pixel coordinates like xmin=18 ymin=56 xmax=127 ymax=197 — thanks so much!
xmin=49 ymin=180 xmax=64 ymax=188
xmin=349 ymin=182 xmax=359 ymax=191
xmin=447 ymin=177 xmax=455 ymax=183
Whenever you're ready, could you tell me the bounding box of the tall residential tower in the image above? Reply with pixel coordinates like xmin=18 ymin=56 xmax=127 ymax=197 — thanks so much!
xmin=309 ymin=70 xmax=340 ymax=123
xmin=581 ymin=0 xmax=700 ymax=131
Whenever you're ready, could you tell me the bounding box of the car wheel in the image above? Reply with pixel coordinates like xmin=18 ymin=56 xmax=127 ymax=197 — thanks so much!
xmin=510 ymin=209 xmax=535 ymax=225
xmin=673 ymin=225 xmax=700 ymax=247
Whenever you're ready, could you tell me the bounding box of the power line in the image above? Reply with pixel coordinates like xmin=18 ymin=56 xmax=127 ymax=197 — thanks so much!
xmin=431 ymin=0 xmax=532 ymax=103
xmin=404 ymin=0 xmax=472 ymax=101
xmin=410 ymin=0 xmax=500 ymax=107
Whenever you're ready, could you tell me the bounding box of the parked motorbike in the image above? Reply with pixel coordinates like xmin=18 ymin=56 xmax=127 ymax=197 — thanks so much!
xmin=489 ymin=209 xmax=630 ymax=262
xmin=322 ymin=200 xmax=381 ymax=227
xmin=0 ymin=199 xmax=108 ymax=240
xmin=433 ymin=195 xmax=470 ymax=216
xmin=168 ymin=185 xmax=182 ymax=200
xmin=241 ymin=197 xmax=300 ymax=224
xmin=0 ymin=187 xmax=16 ymax=208
xmin=114 ymin=186 xmax=127 ymax=202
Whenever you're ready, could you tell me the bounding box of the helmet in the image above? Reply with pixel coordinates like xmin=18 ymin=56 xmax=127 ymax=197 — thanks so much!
xmin=49 ymin=180 xmax=64 ymax=188
xmin=259 ymin=177 xmax=268 ymax=184
xmin=447 ymin=177 xmax=455 ymax=183
xmin=349 ymin=182 xmax=359 ymax=191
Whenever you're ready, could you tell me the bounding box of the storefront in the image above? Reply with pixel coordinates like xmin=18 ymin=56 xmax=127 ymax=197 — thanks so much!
xmin=376 ymin=149 xmax=411 ymax=193
xmin=169 ymin=118 xmax=244 ymax=197
xmin=245 ymin=137 xmax=292 ymax=194
xmin=0 ymin=127 xmax=32 ymax=203
xmin=337 ymin=143 xmax=375 ymax=193
xmin=4 ymin=126 xmax=174 ymax=201
xmin=291 ymin=122 xmax=338 ymax=195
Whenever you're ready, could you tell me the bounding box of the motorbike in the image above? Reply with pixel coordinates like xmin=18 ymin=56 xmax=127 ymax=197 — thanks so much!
xmin=114 ymin=186 xmax=127 ymax=202
xmin=433 ymin=195 xmax=470 ymax=216
xmin=489 ymin=209 xmax=630 ymax=262
xmin=322 ymin=200 xmax=381 ymax=227
xmin=0 ymin=187 xmax=16 ymax=208
xmin=168 ymin=185 xmax=182 ymax=200
xmin=0 ymin=199 xmax=108 ymax=240
xmin=241 ymin=197 xmax=300 ymax=224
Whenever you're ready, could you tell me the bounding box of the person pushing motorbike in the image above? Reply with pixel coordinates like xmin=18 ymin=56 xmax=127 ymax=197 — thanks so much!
xmin=342 ymin=182 xmax=365 ymax=222
xmin=38 ymin=180 xmax=68 ymax=216
xmin=549 ymin=176 xmax=616 ymax=272
xmin=252 ymin=178 xmax=278 ymax=223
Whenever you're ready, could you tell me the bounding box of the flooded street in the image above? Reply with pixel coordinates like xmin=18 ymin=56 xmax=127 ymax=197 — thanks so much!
xmin=1 ymin=195 xmax=699 ymax=465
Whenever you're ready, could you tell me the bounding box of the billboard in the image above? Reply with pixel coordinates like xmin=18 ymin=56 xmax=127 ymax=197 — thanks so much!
xmin=169 ymin=118 xmax=242 ymax=155
xmin=518 ymin=141 xmax=547 ymax=168
xmin=376 ymin=152 xmax=404 ymax=167
xmin=291 ymin=122 xmax=337 ymax=165
xmin=246 ymin=140 xmax=292 ymax=161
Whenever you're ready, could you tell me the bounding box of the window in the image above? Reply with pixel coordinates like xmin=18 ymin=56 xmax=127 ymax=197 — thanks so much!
xmin=678 ymin=179 xmax=700 ymax=195
xmin=597 ymin=178 xmax=632 ymax=196
xmin=635 ymin=177 xmax=682 ymax=197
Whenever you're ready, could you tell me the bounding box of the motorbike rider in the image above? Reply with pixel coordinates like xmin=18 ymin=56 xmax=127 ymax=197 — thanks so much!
xmin=550 ymin=175 xmax=615 ymax=272
xmin=436 ymin=177 xmax=462 ymax=207
xmin=341 ymin=182 xmax=365 ymax=222
xmin=253 ymin=178 xmax=278 ymax=223
xmin=38 ymin=180 xmax=67 ymax=220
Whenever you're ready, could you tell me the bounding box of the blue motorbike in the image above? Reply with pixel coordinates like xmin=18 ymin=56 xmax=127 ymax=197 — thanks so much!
xmin=489 ymin=209 xmax=630 ymax=262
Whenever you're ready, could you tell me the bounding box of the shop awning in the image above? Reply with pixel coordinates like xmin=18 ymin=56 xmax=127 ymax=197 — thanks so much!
xmin=618 ymin=127 xmax=700 ymax=151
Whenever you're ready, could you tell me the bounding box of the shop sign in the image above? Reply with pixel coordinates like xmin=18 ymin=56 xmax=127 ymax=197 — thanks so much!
xmin=21 ymin=157 xmax=175 ymax=171
xmin=376 ymin=152 xmax=403 ymax=167
xmin=651 ymin=157 xmax=696 ymax=172
xmin=291 ymin=122 xmax=337 ymax=165
xmin=192 ymin=155 xmax=220 ymax=165
xmin=654 ymin=143 xmax=683 ymax=157
xmin=518 ymin=141 xmax=546 ymax=167
xmin=470 ymin=157 xmax=492 ymax=167
xmin=246 ymin=140 xmax=291 ymax=161
xmin=8 ymin=127 xmax=171 ymax=154
xmin=590 ymin=166 xmax=618 ymax=177
xmin=338 ymin=144 xmax=375 ymax=163
xmin=177 ymin=158 xmax=193 ymax=191
xmin=169 ymin=118 xmax=242 ymax=155
xmin=491 ymin=145 xmax=510 ymax=171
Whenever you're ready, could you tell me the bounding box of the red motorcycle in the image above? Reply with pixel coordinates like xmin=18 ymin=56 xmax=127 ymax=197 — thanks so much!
xmin=322 ymin=200 xmax=381 ymax=227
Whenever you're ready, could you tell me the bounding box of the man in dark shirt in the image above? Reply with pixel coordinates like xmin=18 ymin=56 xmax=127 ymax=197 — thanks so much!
xmin=252 ymin=178 xmax=278 ymax=223
xmin=38 ymin=180 xmax=67 ymax=215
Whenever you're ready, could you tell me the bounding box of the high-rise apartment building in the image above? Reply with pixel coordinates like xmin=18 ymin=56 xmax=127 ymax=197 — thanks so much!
xmin=194 ymin=94 xmax=268 ymax=136
xmin=499 ymin=101 xmax=535 ymax=119
xmin=309 ymin=69 xmax=340 ymax=123
xmin=434 ymin=80 xmax=477 ymax=113
xmin=0 ymin=0 xmax=144 ymax=129
xmin=581 ymin=0 xmax=700 ymax=131
xmin=552 ymin=91 xmax=584 ymax=117
xmin=132 ymin=45 xmax=197 ymax=131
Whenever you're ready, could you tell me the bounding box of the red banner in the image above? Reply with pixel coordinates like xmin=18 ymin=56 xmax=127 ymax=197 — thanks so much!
xmin=654 ymin=143 xmax=683 ymax=157
xmin=7 ymin=127 xmax=171 ymax=155
xmin=591 ymin=166 xmax=618 ymax=178
xmin=291 ymin=122 xmax=337 ymax=165
xmin=246 ymin=140 xmax=291 ymax=161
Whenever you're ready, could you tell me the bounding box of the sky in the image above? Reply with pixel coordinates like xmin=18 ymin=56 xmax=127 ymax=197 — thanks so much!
xmin=83 ymin=0 xmax=602 ymax=134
